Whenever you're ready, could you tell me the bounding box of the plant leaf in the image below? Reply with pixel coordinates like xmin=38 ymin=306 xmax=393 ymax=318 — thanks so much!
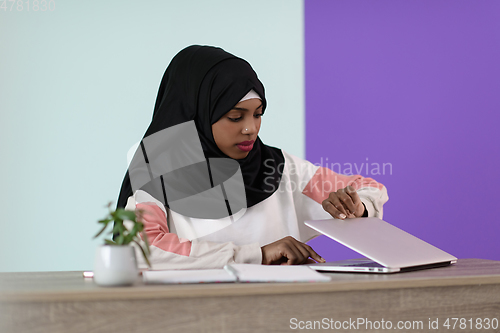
xmin=134 ymin=208 xmax=145 ymax=221
xmin=112 ymin=221 xmax=126 ymax=235
xmin=123 ymin=233 xmax=134 ymax=245
xmin=133 ymin=239 xmax=151 ymax=268
xmin=114 ymin=209 xmax=137 ymax=222
xmin=141 ymin=230 xmax=151 ymax=256
xmin=130 ymin=223 xmax=140 ymax=237
xmin=98 ymin=218 xmax=113 ymax=224
xmin=116 ymin=234 xmax=125 ymax=245
xmin=93 ymin=223 xmax=109 ymax=239
xmin=104 ymin=239 xmax=116 ymax=245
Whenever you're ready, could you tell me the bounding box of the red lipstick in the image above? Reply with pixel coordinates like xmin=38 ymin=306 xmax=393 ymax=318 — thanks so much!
xmin=236 ymin=140 xmax=254 ymax=152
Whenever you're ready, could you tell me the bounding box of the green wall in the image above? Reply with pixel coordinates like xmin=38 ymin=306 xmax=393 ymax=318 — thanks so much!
xmin=0 ymin=0 xmax=304 ymax=272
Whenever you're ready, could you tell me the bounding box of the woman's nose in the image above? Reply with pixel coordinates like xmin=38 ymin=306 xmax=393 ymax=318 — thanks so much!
xmin=242 ymin=120 xmax=257 ymax=134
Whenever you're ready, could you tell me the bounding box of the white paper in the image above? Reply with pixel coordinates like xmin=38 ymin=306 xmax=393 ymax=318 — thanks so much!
xmin=229 ymin=264 xmax=331 ymax=283
xmin=143 ymin=269 xmax=237 ymax=284
xmin=142 ymin=264 xmax=331 ymax=284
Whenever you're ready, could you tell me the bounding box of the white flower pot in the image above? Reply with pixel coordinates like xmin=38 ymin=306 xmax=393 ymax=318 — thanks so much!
xmin=93 ymin=245 xmax=138 ymax=286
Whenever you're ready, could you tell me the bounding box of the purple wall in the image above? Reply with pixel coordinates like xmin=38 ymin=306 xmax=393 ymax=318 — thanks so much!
xmin=305 ymin=0 xmax=500 ymax=261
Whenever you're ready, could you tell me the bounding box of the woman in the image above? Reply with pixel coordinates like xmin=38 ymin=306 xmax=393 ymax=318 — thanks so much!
xmin=117 ymin=45 xmax=388 ymax=269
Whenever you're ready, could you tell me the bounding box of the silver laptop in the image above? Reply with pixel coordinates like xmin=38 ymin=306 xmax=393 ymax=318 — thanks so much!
xmin=305 ymin=217 xmax=457 ymax=273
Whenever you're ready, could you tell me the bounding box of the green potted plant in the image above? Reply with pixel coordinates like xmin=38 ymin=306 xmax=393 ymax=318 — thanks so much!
xmin=93 ymin=203 xmax=151 ymax=286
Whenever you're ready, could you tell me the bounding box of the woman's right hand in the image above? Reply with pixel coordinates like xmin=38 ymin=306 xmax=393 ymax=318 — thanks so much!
xmin=261 ymin=236 xmax=326 ymax=265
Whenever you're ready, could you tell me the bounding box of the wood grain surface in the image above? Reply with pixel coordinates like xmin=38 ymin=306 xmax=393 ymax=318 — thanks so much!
xmin=1 ymin=259 xmax=499 ymax=333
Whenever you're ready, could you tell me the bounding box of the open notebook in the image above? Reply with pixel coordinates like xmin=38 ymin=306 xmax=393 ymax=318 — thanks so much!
xmin=142 ymin=264 xmax=331 ymax=284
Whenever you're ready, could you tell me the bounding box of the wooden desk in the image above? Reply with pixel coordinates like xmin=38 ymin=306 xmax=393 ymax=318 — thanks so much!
xmin=1 ymin=259 xmax=499 ymax=333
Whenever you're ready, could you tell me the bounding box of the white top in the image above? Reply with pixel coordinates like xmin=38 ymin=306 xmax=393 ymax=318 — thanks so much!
xmin=126 ymin=150 xmax=389 ymax=270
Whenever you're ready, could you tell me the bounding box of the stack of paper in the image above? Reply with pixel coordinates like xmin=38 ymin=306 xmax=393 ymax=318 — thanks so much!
xmin=143 ymin=264 xmax=330 ymax=284
xmin=143 ymin=269 xmax=236 ymax=284
xmin=227 ymin=264 xmax=330 ymax=282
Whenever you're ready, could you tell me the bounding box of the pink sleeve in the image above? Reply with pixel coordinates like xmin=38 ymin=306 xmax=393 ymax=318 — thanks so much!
xmin=136 ymin=202 xmax=191 ymax=256
xmin=302 ymin=167 xmax=384 ymax=204
xmin=131 ymin=191 xmax=262 ymax=269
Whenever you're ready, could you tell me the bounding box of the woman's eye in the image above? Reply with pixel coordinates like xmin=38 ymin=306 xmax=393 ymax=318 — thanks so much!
xmin=228 ymin=117 xmax=242 ymax=122
xmin=254 ymin=113 xmax=263 ymax=118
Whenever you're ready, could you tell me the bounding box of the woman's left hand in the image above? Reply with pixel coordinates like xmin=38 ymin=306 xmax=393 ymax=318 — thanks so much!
xmin=322 ymin=186 xmax=365 ymax=220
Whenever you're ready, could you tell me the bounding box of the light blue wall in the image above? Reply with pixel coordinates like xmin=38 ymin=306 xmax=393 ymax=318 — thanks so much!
xmin=0 ymin=0 xmax=304 ymax=272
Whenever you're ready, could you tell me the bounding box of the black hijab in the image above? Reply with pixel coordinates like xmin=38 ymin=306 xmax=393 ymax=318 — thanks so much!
xmin=116 ymin=45 xmax=284 ymax=212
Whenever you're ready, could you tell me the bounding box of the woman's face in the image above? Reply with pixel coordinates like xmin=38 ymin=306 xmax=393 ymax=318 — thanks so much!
xmin=212 ymin=98 xmax=263 ymax=159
